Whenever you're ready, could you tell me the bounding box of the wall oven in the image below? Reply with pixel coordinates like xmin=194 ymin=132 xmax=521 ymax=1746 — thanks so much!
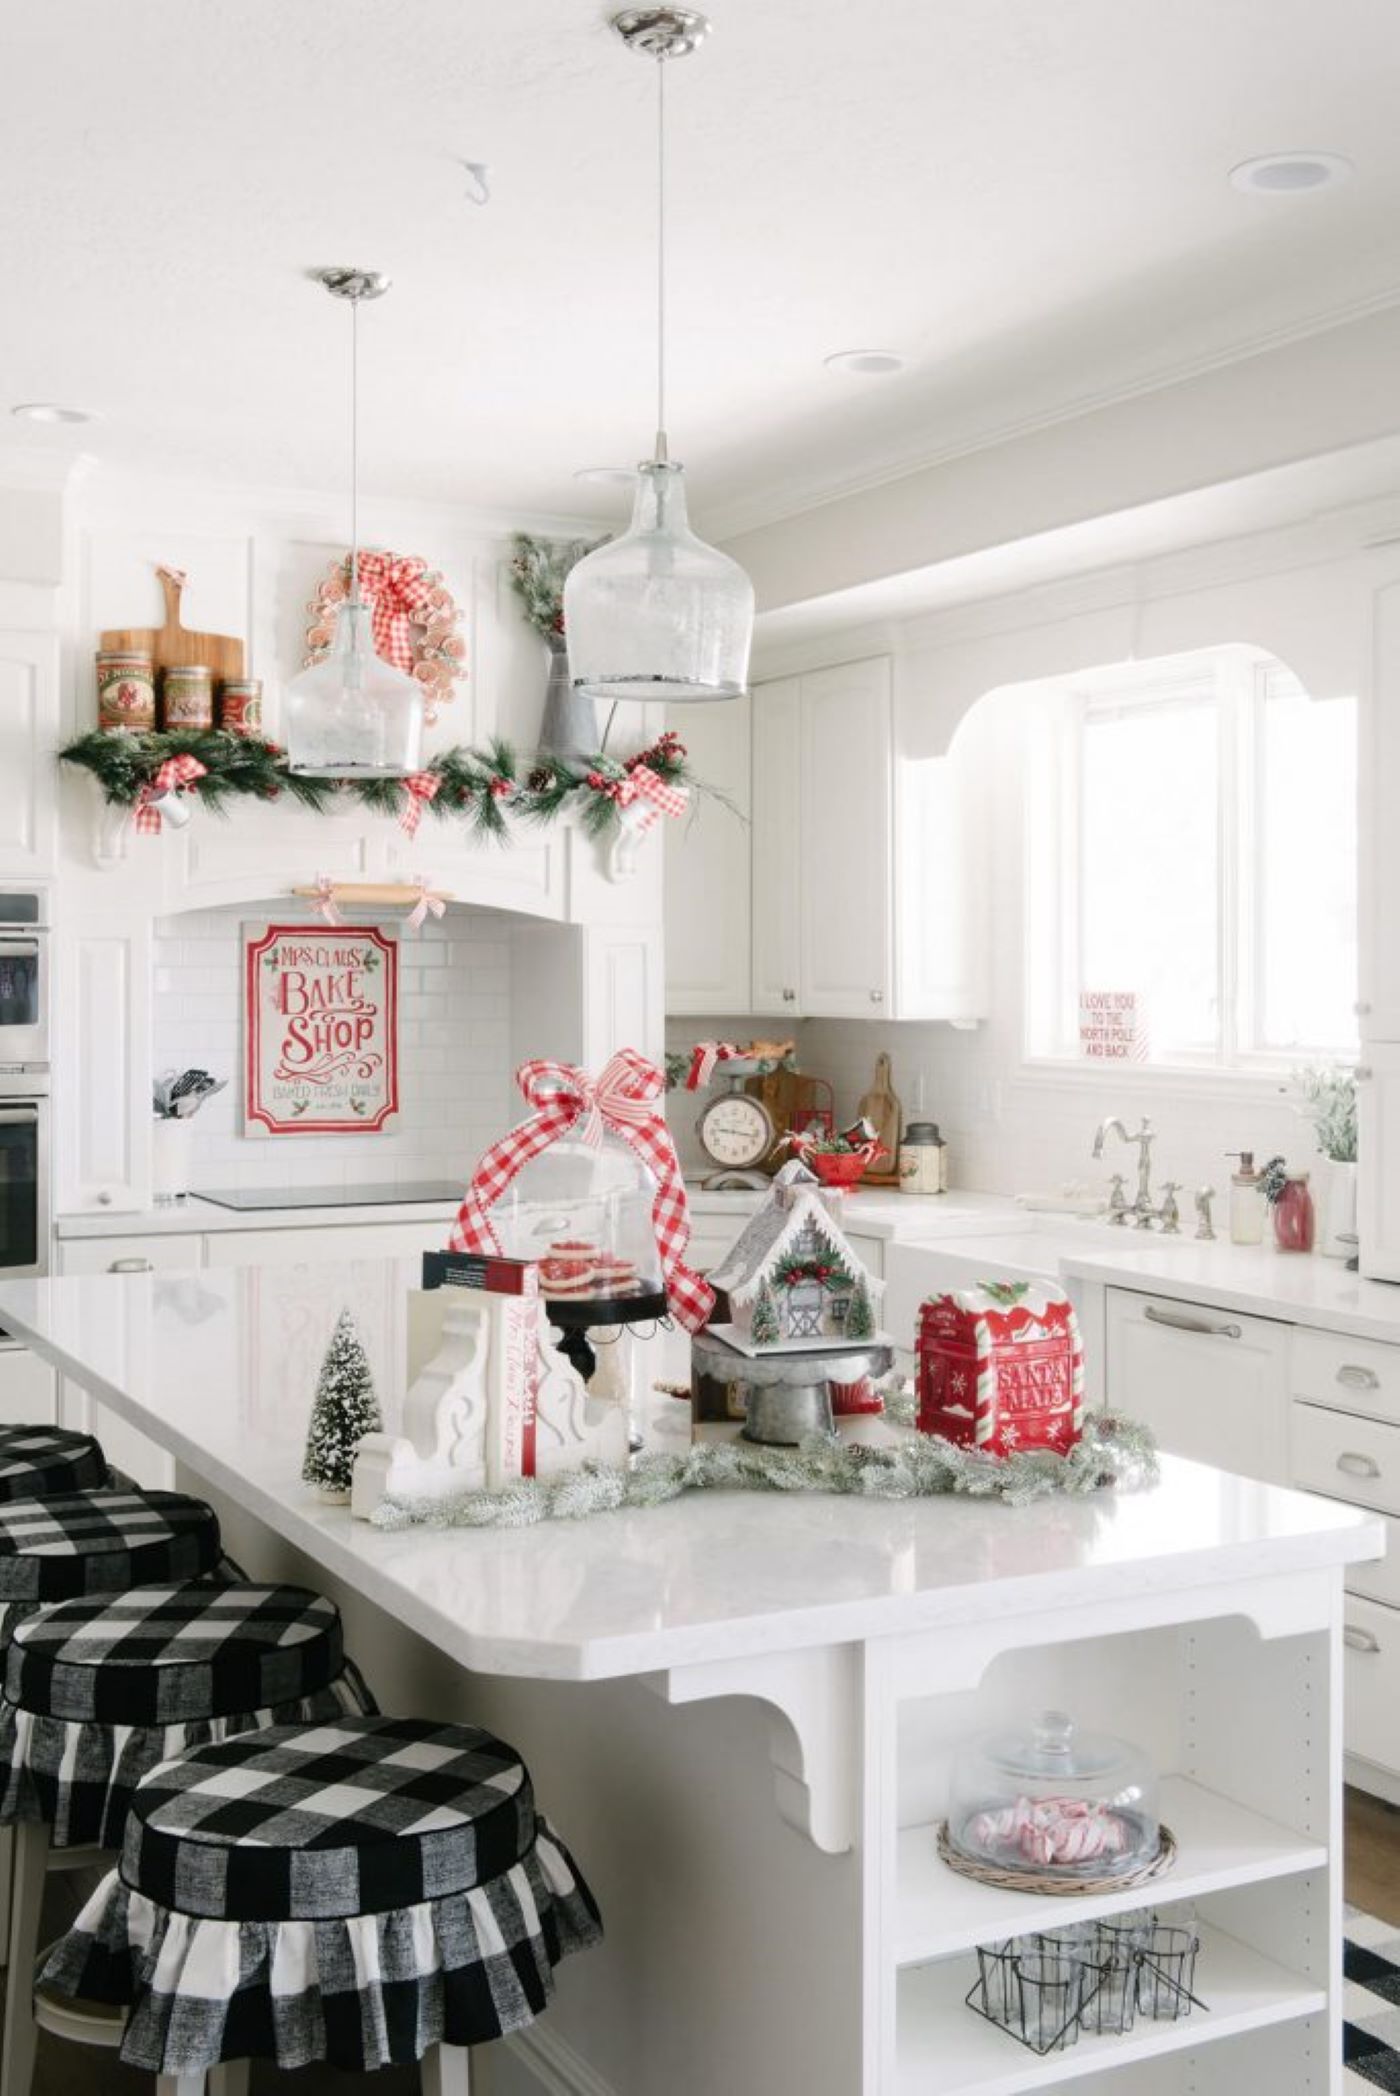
xmin=0 ymin=1071 xmax=48 ymax=1281
xmin=0 ymin=893 xmax=49 ymax=1071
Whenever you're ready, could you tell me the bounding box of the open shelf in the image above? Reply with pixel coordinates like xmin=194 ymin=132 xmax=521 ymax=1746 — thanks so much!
xmin=894 ymin=1921 xmax=1324 ymax=2095
xmin=893 ymin=1776 xmax=1327 ymax=1965
xmin=897 ymin=1919 xmax=1324 ymax=2096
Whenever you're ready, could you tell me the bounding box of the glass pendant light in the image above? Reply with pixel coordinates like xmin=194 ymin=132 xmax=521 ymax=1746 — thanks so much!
xmin=564 ymin=9 xmax=753 ymax=706
xmin=286 ymin=269 xmax=424 ymax=776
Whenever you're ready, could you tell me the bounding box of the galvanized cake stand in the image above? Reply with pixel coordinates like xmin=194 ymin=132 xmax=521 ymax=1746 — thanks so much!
xmin=690 ymin=1328 xmax=894 ymax=1446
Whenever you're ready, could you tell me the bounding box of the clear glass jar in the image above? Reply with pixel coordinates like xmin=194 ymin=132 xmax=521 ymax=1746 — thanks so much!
xmin=947 ymin=1709 xmax=1161 ymax=1880
xmin=486 ymin=1130 xmax=664 ymax=1308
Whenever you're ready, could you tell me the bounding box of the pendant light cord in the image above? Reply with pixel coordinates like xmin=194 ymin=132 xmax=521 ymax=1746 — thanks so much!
xmin=349 ymin=290 xmax=361 ymax=606
xmin=654 ymin=53 xmax=668 ymax=465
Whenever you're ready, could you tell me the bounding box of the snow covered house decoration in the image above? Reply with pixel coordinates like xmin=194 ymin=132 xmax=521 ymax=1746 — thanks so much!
xmin=709 ymin=1160 xmax=885 ymax=1347
xmin=917 ymin=1279 xmax=1084 ymax=1456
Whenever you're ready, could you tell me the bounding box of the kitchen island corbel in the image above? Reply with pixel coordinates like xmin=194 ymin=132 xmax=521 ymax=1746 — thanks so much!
xmin=0 ymin=1262 xmax=1382 ymax=2096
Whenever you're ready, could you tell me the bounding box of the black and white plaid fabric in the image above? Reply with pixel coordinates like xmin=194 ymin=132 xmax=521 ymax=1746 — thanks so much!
xmin=0 ymin=1490 xmax=221 ymax=1601
xmin=0 ymin=1586 xmax=376 ymax=1850
xmin=39 ymin=1716 xmax=603 ymax=2075
xmin=0 ymin=1426 xmax=108 ymax=1501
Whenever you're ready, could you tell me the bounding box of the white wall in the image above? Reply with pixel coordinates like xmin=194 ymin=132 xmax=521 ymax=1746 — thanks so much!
xmin=152 ymin=904 xmax=513 ymax=1193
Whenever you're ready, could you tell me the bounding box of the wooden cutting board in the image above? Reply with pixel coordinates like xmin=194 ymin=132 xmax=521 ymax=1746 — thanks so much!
xmin=857 ymin=1050 xmax=903 ymax=1186
xmin=100 ymin=567 xmax=246 ymax=684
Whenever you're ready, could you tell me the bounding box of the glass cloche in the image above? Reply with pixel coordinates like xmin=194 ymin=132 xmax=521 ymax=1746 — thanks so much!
xmin=946 ymin=1710 xmax=1161 ymax=1881
xmin=486 ymin=1130 xmax=664 ymax=1314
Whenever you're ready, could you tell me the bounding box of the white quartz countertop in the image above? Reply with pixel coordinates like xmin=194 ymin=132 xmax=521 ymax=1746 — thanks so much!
xmin=685 ymin=1185 xmax=1041 ymax=1242
xmin=1057 ymin=1238 xmax=1400 ymax=1342
xmin=56 ymin=1196 xmax=464 ymax=1239
xmin=0 ymin=1265 xmax=1380 ymax=1683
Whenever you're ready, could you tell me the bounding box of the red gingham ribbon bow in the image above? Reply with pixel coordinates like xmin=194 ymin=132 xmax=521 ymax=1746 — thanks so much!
xmin=398 ymin=771 xmax=441 ymax=838
xmin=133 ymin=755 xmax=206 ymax=835
xmin=450 ymin=1049 xmax=714 ymax=1334
xmin=353 ymin=552 xmax=437 ymax=674
xmin=613 ymin=763 xmax=689 ymax=836
xmin=406 ymin=876 xmax=447 ymax=932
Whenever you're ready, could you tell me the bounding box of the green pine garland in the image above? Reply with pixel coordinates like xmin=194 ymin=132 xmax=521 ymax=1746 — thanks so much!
xmin=58 ymin=727 xmax=698 ymax=846
xmin=371 ymin=1408 xmax=1158 ymax=1531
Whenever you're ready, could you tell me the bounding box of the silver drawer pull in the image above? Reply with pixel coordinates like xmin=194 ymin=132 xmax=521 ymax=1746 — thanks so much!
xmin=107 ymin=1258 xmax=154 ymax=1275
xmin=1144 ymin=1304 xmax=1242 ymax=1340
xmin=1338 ymin=1364 xmax=1382 ymax=1391
xmin=1337 ymin=1451 xmax=1382 ymax=1479
xmin=1345 ymin=1626 xmax=1382 ymax=1654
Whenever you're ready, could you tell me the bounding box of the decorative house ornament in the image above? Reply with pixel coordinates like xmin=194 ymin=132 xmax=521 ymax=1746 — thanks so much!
xmin=243 ymin=923 xmax=399 ymax=1136
xmin=1078 ymin=989 xmax=1149 ymax=1063
xmin=917 ymin=1280 xmax=1085 ymax=1456
xmin=563 ymin=10 xmax=754 ymax=705
xmin=707 ymin=1159 xmax=886 ymax=1351
xmin=284 ymin=271 xmax=425 ymax=777
xmin=305 ymin=550 xmax=464 ymax=727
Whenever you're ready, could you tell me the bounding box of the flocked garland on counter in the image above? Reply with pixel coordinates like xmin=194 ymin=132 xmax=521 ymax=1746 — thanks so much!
xmin=58 ymin=727 xmax=697 ymax=844
xmin=370 ymin=1402 xmax=1159 ymax=1532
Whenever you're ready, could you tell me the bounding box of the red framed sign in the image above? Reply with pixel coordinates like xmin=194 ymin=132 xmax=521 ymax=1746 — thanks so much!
xmin=243 ymin=923 xmax=399 ymax=1136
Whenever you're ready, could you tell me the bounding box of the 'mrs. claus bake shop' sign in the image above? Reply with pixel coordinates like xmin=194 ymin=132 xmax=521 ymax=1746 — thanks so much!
xmin=243 ymin=924 xmax=399 ymax=1135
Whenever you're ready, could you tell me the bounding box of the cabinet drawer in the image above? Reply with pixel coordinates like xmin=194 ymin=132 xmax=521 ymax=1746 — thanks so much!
xmin=1347 ymin=1511 xmax=1400 ymax=1610
xmin=1105 ymin=1289 xmax=1290 ymax=1485
xmin=1344 ymin=1594 xmax=1400 ymax=1774
xmin=1292 ymin=1326 xmax=1400 ymax=1424
xmin=1292 ymin=1400 xmax=1400 ymax=1518
xmin=58 ymin=1233 xmax=204 ymax=1276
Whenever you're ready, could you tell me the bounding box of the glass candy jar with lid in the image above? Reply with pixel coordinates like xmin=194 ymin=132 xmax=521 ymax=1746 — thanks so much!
xmin=486 ymin=1126 xmax=665 ymax=1317
xmin=946 ymin=1709 xmax=1162 ymax=1882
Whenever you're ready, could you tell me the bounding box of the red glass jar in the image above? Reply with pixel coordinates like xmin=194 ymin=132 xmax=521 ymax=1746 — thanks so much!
xmin=1273 ymin=1171 xmax=1315 ymax=1253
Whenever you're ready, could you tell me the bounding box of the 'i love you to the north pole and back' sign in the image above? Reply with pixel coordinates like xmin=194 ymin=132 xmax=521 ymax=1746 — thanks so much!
xmin=243 ymin=923 xmax=399 ymax=1135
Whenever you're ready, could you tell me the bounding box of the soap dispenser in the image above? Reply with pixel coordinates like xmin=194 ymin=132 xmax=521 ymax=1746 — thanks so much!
xmin=1226 ymin=1151 xmax=1266 ymax=1246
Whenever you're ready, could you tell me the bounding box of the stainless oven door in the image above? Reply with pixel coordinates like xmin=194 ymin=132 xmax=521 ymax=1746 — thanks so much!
xmin=0 ymin=1097 xmax=48 ymax=1279
xmin=0 ymin=929 xmax=48 ymax=1068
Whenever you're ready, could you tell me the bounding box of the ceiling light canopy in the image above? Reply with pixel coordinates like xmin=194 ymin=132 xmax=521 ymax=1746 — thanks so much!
xmin=10 ymin=402 xmax=94 ymax=424
xmin=824 ymin=349 xmax=905 ymax=377
xmin=284 ymin=270 xmax=424 ymax=778
xmin=1229 ymin=151 xmax=1353 ymax=195
xmin=563 ymin=8 xmax=754 ymax=708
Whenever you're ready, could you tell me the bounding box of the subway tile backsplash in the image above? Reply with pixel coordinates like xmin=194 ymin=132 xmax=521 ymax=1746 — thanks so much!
xmin=152 ymin=908 xmax=514 ymax=1193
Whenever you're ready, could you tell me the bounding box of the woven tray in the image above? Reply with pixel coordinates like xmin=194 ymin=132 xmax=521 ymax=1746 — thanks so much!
xmin=935 ymin=1819 xmax=1178 ymax=1897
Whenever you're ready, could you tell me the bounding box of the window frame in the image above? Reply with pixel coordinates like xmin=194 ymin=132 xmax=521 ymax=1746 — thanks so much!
xmin=1021 ymin=647 xmax=1357 ymax=1082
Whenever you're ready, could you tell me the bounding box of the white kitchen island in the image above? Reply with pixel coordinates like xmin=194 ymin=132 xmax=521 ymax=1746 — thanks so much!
xmin=0 ymin=1262 xmax=1383 ymax=2096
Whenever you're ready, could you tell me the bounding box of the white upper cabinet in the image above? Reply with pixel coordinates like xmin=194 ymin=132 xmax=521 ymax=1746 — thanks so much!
xmin=0 ymin=631 xmax=57 ymax=876
xmin=798 ymin=659 xmax=893 ymax=1017
xmin=736 ymin=657 xmax=985 ymax=1025
xmin=664 ymin=690 xmax=752 ymax=1014
xmin=750 ymin=675 xmax=803 ymax=1016
xmin=1362 ymin=580 xmax=1400 ymax=1040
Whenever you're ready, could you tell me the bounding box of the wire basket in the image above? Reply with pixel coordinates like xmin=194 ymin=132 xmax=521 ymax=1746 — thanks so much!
xmin=966 ymin=1911 xmax=1206 ymax=2055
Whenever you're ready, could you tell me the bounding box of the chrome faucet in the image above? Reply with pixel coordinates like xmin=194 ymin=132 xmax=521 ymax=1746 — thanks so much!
xmin=1092 ymin=1115 xmax=1157 ymax=1226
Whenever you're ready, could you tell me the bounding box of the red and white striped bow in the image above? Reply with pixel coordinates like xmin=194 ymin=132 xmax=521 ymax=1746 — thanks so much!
xmin=353 ymin=552 xmax=437 ymax=673
xmin=613 ymin=763 xmax=689 ymax=837
xmin=398 ymin=771 xmax=441 ymax=838
xmin=449 ymin=1049 xmax=714 ymax=1334
xmin=310 ymin=874 xmax=343 ymax=925
xmin=133 ymin=755 xmax=207 ymax=835
xmin=406 ymin=876 xmax=447 ymax=932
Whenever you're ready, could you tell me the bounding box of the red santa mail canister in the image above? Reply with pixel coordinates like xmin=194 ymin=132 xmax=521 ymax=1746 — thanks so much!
xmin=917 ymin=1279 xmax=1085 ymax=1456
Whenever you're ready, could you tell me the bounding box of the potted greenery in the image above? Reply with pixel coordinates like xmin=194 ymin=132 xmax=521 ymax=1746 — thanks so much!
xmin=1288 ymin=1064 xmax=1358 ymax=1259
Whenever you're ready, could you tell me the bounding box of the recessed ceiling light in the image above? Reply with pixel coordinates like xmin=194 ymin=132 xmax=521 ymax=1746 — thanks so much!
xmin=1229 ymin=152 xmax=1353 ymax=196
xmin=9 ymin=402 xmax=95 ymax=425
xmin=572 ymin=465 xmax=638 ymax=486
xmin=824 ymin=348 xmax=905 ymax=377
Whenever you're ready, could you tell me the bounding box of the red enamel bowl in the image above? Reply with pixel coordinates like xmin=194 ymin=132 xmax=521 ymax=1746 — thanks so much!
xmin=808 ymin=1149 xmax=883 ymax=1189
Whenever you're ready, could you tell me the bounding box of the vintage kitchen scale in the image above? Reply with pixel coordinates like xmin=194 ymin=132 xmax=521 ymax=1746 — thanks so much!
xmin=695 ymin=1060 xmax=835 ymax=1189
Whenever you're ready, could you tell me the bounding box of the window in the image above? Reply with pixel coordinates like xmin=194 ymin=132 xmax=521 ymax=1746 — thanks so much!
xmin=1025 ymin=647 xmax=1357 ymax=1071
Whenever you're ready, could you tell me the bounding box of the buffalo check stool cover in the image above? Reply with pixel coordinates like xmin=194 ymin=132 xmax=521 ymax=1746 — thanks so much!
xmin=0 ymin=1583 xmax=376 ymax=1849
xmin=0 ymin=1426 xmax=109 ymax=1502
xmin=0 ymin=1486 xmax=223 ymax=1652
xmin=40 ymin=1715 xmax=603 ymax=2075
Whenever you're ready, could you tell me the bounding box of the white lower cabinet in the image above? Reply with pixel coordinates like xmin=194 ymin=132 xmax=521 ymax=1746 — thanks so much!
xmin=56 ymin=1232 xmax=208 ymax=1486
xmin=1104 ymin=1289 xmax=1290 ymax=1485
xmin=664 ymin=690 xmax=752 ymax=1014
xmin=0 ymin=1343 xmax=56 ymax=1426
xmin=1342 ymin=1594 xmax=1400 ymax=1777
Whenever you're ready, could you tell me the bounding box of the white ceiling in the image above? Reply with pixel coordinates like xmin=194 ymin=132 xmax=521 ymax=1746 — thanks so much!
xmin=5 ymin=0 xmax=1400 ymax=535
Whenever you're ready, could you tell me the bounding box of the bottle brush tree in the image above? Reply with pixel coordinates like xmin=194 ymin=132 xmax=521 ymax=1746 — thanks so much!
xmin=844 ymin=1274 xmax=875 ymax=1341
xmin=302 ymin=1308 xmax=384 ymax=1498
xmin=750 ymin=1277 xmax=781 ymax=1346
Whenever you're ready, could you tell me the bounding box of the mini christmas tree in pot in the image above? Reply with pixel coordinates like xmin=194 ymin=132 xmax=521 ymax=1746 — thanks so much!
xmin=303 ymin=1310 xmax=384 ymax=1502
